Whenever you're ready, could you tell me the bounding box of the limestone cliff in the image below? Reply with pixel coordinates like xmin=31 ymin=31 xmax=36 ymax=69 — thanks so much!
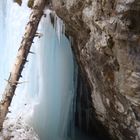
xmin=51 ymin=0 xmax=140 ymax=140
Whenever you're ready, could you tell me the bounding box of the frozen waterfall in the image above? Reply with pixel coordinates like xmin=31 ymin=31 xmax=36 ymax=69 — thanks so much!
xmin=29 ymin=10 xmax=75 ymax=140
xmin=0 ymin=1 xmax=97 ymax=140
xmin=0 ymin=0 xmax=75 ymax=140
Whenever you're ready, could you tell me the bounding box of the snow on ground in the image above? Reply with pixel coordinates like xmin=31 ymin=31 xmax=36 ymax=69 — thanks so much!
xmin=0 ymin=116 xmax=39 ymax=140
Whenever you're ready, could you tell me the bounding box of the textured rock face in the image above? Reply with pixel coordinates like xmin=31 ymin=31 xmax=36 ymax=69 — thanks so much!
xmin=51 ymin=0 xmax=140 ymax=140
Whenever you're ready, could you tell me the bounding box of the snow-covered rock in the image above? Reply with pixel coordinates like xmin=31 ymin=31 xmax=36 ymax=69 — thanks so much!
xmin=0 ymin=117 xmax=39 ymax=140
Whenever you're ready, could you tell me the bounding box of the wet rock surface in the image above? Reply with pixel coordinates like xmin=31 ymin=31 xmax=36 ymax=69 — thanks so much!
xmin=51 ymin=0 xmax=140 ymax=139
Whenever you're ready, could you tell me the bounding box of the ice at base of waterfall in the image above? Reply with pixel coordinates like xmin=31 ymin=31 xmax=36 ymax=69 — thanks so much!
xmin=0 ymin=115 xmax=39 ymax=140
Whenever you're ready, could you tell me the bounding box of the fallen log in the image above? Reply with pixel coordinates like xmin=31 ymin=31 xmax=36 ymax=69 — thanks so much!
xmin=0 ymin=0 xmax=46 ymax=130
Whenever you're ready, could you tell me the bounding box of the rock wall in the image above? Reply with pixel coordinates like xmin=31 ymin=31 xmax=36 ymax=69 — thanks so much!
xmin=51 ymin=0 xmax=140 ymax=140
xmin=75 ymin=69 xmax=112 ymax=140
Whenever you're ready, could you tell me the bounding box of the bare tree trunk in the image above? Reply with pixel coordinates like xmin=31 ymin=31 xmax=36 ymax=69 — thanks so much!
xmin=0 ymin=0 xmax=46 ymax=130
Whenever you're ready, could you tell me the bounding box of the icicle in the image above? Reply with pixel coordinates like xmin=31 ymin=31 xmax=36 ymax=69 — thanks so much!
xmin=56 ymin=16 xmax=63 ymax=42
xmin=25 ymin=8 xmax=76 ymax=140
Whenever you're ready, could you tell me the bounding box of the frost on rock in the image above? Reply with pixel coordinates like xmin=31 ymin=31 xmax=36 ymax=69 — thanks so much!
xmin=0 ymin=117 xmax=39 ymax=140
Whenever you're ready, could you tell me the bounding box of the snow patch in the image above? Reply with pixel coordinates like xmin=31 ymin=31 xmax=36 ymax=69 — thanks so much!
xmin=0 ymin=117 xmax=39 ymax=140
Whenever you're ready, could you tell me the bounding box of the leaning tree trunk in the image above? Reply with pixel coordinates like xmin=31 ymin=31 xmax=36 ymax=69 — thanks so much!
xmin=0 ymin=0 xmax=46 ymax=129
